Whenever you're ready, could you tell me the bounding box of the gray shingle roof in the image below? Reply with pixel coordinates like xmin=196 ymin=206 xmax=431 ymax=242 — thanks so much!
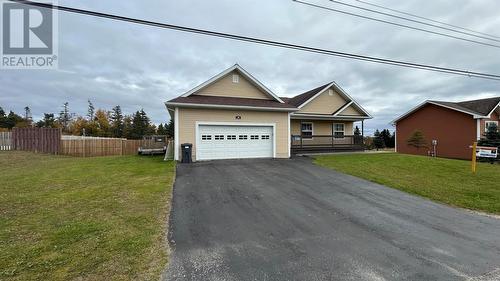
xmin=430 ymin=97 xmax=500 ymax=116
xmin=457 ymin=97 xmax=500 ymax=116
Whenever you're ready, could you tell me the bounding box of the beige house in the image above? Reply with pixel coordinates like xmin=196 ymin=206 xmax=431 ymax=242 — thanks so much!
xmin=166 ymin=64 xmax=371 ymax=161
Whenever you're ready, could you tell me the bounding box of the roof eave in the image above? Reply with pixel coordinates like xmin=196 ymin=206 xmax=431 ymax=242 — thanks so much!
xmin=165 ymin=102 xmax=298 ymax=112
xmin=291 ymin=112 xmax=372 ymax=120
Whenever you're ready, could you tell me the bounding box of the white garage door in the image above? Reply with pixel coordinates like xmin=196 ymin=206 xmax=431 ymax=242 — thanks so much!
xmin=197 ymin=125 xmax=274 ymax=160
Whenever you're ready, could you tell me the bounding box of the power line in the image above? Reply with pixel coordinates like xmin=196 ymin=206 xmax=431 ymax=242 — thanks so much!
xmin=293 ymin=0 xmax=500 ymax=49
xmin=354 ymin=0 xmax=500 ymax=40
xmin=324 ymin=0 xmax=500 ymax=43
xmin=8 ymin=0 xmax=500 ymax=81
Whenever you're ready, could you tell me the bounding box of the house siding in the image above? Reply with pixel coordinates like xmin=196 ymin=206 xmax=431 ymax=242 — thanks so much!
xmin=396 ymin=104 xmax=476 ymax=160
xmin=291 ymin=120 xmax=353 ymax=135
xmin=338 ymin=105 xmax=365 ymax=116
xmin=299 ymin=87 xmax=347 ymax=114
xmin=291 ymin=120 xmax=354 ymax=145
xmin=177 ymin=108 xmax=289 ymax=161
xmin=194 ymin=70 xmax=272 ymax=100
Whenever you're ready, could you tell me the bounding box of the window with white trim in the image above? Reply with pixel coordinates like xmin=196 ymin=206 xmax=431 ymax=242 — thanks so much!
xmin=227 ymin=135 xmax=236 ymax=140
xmin=232 ymin=74 xmax=239 ymax=83
xmin=214 ymin=135 xmax=224 ymax=140
xmin=239 ymin=135 xmax=248 ymax=140
xmin=250 ymin=135 xmax=259 ymax=140
xmin=261 ymin=135 xmax=270 ymax=140
xmin=301 ymin=122 xmax=313 ymax=139
xmin=333 ymin=123 xmax=345 ymax=138
xmin=201 ymin=135 xmax=211 ymax=140
xmin=485 ymin=121 xmax=498 ymax=132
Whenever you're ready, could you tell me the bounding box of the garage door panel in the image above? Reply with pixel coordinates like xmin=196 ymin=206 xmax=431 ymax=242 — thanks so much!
xmin=198 ymin=125 xmax=273 ymax=160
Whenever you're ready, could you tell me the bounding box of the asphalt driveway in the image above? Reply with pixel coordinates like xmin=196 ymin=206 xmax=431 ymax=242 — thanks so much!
xmin=163 ymin=158 xmax=500 ymax=281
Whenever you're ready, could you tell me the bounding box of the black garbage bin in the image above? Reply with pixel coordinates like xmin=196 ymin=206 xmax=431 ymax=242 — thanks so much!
xmin=181 ymin=143 xmax=193 ymax=163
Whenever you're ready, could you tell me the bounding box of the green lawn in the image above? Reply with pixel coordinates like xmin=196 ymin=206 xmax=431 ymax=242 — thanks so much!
xmin=314 ymin=153 xmax=500 ymax=214
xmin=0 ymin=152 xmax=175 ymax=281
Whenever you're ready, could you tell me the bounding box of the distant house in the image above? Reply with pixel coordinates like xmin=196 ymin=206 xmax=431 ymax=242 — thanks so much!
xmin=392 ymin=97 xmax=500 ymax=159
xmin=165 ymin=64 xmax=371 ymax=161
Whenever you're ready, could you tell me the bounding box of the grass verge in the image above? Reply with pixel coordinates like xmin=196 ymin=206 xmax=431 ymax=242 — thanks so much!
xmin=314 ymin=153 xmax=500 ymax=214
xmin=0 ymin=151 xmax=175 ymax=281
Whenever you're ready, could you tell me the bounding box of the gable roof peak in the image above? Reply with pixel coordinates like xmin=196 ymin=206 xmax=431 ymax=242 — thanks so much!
xmin=391 ymin=97 xmax=500 ymax=124
xmin=286 ymin=80 xmax=372 ymax=118
xmin=180 ymin=64 xmax=284 ymax=103
xmin=286 ymin=81 xmax=333 ymax=107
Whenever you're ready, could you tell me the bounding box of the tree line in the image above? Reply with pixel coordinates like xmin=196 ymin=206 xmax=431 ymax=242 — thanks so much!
xmin=352 ymin=126 xmax=395 ymax=150
xmin=0 ymin=101 xmax=173 ymax=139
xmin=362 ymin=128 xmax=395 ymax=150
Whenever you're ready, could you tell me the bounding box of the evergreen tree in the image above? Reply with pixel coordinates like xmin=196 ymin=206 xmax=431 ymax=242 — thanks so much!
xmin=122 ymin=115 xmax=133 ymax=139
xmin=129 ymin=110 xmax=150 ymax=139
xmin=87 ymin=99 xmax=95 ymax=120
xmin=0 ymin=107 xmax=7 ymax=128
xmin=407 ymin=130 xmax=428 ymax=151
xmin=373 ymin=129 xmax=385 ymax=150
xmin=354 ymin=126 xmax=361 ymax=136
xmin=9 ymin=111 xmax=24 ymax=128
xmin=24 ymin=106 xmax=32 ymax=125
xmin=478 ymin=123 xmax=500 ymax=148
xmin=35 ymin=113 xmax=57 ymax=128
xmin=379 ymin=129 xmax=395 ymax=148
xmin=110 ymin=105 xmax=124 ymax=138
xmin=157 ymin=123 xmax=167 ymax=135
xmin=58 ymin=102 xmax=72 ymax=132
xmin=389 ymin=131 xmax=396 ymax=148
xmin=165 ymin=119 xmax=174 ymax=138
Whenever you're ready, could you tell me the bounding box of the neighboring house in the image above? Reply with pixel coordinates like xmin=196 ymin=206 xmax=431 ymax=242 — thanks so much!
xmin=165 ymin=64 xmax=371 ymax=161
xmin=392 ymin=97 xmax=500 ymax=159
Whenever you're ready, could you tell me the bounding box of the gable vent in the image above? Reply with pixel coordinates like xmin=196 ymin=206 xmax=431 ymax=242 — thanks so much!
xmin=328 ymin=89 xmax=334 ymax=96
xmin=232 ymin=74 xmax=239 ymax=83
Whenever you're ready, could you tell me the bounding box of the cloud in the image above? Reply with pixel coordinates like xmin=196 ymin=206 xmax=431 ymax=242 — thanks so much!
xmin=1 ymin=0 xmax=499 ymax=134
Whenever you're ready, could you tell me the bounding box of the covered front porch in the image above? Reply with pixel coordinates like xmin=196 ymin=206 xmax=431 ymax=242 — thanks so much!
xmin=290 ymin=117 xmax=366 ymax=154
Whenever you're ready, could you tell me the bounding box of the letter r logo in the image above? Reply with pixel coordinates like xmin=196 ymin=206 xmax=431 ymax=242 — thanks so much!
xmin=2 ymin=2 xmax=53 ymax=54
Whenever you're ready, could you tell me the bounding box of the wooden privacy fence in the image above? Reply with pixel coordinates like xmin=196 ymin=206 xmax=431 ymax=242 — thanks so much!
xmin=0 ymin=131 xmax=12 ymax=151
xmin=60 ymin=136 xmax=142 ymax=157
xmin=5 ymin=128 xmax=149 ymax=157
xmin=12 ymin=128 xmax=61 ymax=154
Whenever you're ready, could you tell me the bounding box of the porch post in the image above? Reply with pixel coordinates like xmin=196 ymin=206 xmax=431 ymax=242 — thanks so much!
xmin=361 ymin=120 xmax=364 ymax=144
xmin=331 ymin=122 xmax=334 ymax=148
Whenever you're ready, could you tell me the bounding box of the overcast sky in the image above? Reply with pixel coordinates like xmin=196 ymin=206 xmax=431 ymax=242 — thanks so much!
xmin=1 ymin=0 xmax=499 ymax=135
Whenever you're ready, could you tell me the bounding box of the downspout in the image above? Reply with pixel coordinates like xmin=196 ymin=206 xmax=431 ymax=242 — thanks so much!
xmin=394 ymin=122 xmax=397 ymax=153
xmin=476 ymin=119 xmax=481 ymax=141
xmin=287 ymin=112 xmax=291 ymax=158
xmin=174 ymin=107 xmax=179 ymax=161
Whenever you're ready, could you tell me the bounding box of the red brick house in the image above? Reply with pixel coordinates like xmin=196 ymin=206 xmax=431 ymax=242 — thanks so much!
xmin=392 ymin=97 xmax=500 ymax=159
